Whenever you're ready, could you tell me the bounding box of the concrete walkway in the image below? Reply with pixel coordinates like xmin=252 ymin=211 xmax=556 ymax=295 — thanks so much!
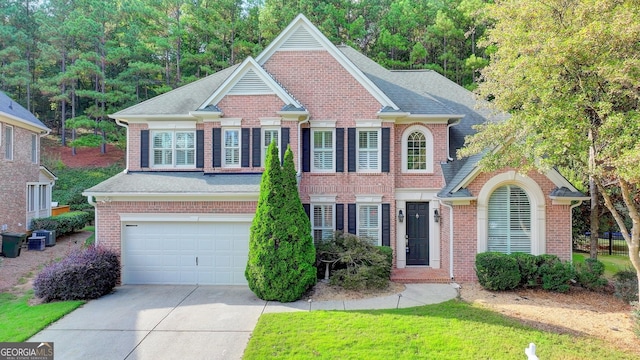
xmin=29 ymin=284 xmax=458 ymax=360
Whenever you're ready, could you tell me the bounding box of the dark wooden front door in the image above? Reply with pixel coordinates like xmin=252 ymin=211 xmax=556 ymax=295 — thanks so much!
xmin=406 ymin=202 xmax=429 ymax=265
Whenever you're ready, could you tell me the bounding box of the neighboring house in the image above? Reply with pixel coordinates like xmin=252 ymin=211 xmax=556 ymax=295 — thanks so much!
xmin=84 ymin=15 xmax=588 ymax=285
xmin=0 ymin=91 xmax=55 ymax=234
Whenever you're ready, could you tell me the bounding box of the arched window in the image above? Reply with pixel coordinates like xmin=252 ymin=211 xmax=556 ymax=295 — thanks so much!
xmin=488 ymin=185 xmax=531 ymax=254
xmin=402 ymin=125 xmax=433 ymax=173
xmin=407 ymin=131 xmax=427 ymax=170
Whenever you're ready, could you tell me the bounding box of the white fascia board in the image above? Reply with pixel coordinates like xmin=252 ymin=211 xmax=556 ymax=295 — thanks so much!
xmin=199 ymin=57 xmax=302 ymax=109
xmin=0 ymin=112 xmax=49 ymax=133
xmin=392 ymin=114 xmax=464 ymax=125
xmin=453 ymin=165 xmax=482 ymax=193
xmin=550 ymin=196 xmax=590 ymax=205
xmin=255 ymin=14 xmax=399 ymax=110
xmin=120 ymin=213 xmax=254 ymax=223
xmin=83 ymin=192 xmax=259 ymax=202
xmin=276 ymin=110 xmax=310 ymax=121
xmin=189 ymin=111 xmax=223 ymax=121
xmin=394 ymin=189 xmax=441 ymax=201
xmin=435 ymin=196 xmax=476 ymax=206
xmin=108 ymin=114 xmax=196 ymax=123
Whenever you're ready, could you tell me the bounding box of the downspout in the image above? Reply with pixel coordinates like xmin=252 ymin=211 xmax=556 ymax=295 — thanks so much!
xmin=440 ymin=200 xmax=455 ymax=280
xmin=115 ymin=119 xmax=129 ymax=173
xmin=87 ymin=195 xmax=98 ymax=247
xmin=446 ymin=119 xmax=460 ymax=161
xmin=569 ymin=201 xmax=584 ymax=263
xmin=296 ymin=115 xmax=310 ymax=185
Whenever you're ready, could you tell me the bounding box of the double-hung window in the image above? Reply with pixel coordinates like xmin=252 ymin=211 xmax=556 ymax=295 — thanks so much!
xmin=488 ymin=185 xmax=532 ymax=254
xmin=312 ymin=204 xmax=334 ymax=243
xmin=312 ymin=130 xmax=334 ymax=172
xmin=262 ymin=128 xmax=280 ymax=164
xmin=27 ymin=184 xmax=37 ymax=212
xmin=4 ymin=125 xmax=13 ymax=160
xmin=224 ymin=129 xmax=241 ymax=167
xmin=357 ymin=129 xmax=380 ymax=172
xmin=152 ymin=131 xmax=195 ymax=168
xmin=358 ymin=204 xmax=380 ymax=245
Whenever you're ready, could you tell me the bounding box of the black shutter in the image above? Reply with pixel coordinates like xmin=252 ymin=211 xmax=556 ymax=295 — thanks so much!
xmin=252 ymin=128 xmax=261 ymax=167
xmin=382 ymin=204 xmax=390 ymax=246
xmin=347 ymin=128 xmax=356 ymax=172
xmin=241 ymin=128 xmax=250 ymax=167
xmin=336 ymin=204 xmax=344 ymax=231
xmin=140 ymin=130 xmax=149 ymax=168
xmin=348 ymin=203 xmax=356 ymax=234
xmin=303 ymin=204 xmax=310 ymax=219
xmin=335 ymin=128 xmax=344 ymax=172
xmin=281 ymin=127 xmax=290 ymax=164
xmin=302 ymin=128 xmax=310 ymax=172
xmin=382 ymin=127 xmax=390 ymax=172
xmin=212 ymin=128 xmax=221 ymax=167
xmin=196 ymin=130 xmax=204 ymax=168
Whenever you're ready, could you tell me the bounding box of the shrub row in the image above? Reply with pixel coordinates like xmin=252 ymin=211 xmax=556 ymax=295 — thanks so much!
xmin=34 ymin=246 xmax=120 ymax=302
xmin=316 ymin=232 xmax=391 ymax=291
xmin=31 ymin=211 xmax=93 ymax=236
xmin=476 ymin=252 xmax=607 ymax=293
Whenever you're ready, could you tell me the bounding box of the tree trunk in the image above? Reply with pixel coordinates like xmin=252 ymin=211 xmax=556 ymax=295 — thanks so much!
xmin=589 ymin=177 xmax=599 ymax=259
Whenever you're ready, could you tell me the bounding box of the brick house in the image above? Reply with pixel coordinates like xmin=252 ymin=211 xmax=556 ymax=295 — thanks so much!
xmin=0 ymin=91 xmax=55 ymax=233
xmin=84 ymin=15 xmax=587 ymax=285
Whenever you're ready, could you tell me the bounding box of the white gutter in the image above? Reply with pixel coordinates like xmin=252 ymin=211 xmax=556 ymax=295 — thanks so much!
xmin=297 ymin=115 xmax=310 ymax=182
xmin=440 ymin=200 xmax=455 ymax=280
xmin=446 ymin=119 xmax=461 ymax=161
xmin=87 ymin=195 xmax=98 ymax=247
xmin=115 ymin=119 xmax=129 ymax=173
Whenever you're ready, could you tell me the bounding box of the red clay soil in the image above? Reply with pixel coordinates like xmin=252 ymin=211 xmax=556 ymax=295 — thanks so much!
xmin=41 ymin=136 xmax=124 ymax=168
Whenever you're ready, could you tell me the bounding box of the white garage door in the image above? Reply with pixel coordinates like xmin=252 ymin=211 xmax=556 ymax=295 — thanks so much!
xmin=122 ymin=221 xmax=250 ymax=285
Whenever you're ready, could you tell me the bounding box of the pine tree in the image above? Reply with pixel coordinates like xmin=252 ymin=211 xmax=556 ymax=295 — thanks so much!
xmin=245 ymin=142 xmax=316 ymax=302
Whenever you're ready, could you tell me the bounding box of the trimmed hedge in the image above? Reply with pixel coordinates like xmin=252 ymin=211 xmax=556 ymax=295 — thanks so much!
xmin=475 ymin=252 xmax=599 ymax=293
xmin=33 ymin=246 xmax=120 ymax=302
xmin=31 ymin=211 xmax=93 ymax=236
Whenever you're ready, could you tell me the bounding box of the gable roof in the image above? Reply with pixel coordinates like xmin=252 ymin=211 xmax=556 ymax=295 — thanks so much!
xmin=0 ymin=91 xmax=48 ymax=131
xmin=256 ymin=14 xmax=399 ymax=111
xmin=199 ymin=57 xmax=303 ymax=110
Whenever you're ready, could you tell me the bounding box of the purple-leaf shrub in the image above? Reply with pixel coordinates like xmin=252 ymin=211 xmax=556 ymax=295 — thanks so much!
xmin=34 ymin=246 xmax=120 ymax=302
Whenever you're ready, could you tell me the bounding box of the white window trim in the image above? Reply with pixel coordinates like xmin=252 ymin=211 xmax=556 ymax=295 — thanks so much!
xmin=150 ymin=130 xmax=196 ymax=169
xmin=356 ymin=128 xmax=381 ymax=173
xmin=262 ymin=127 xmax=281 ymax=165
xmin=311 ymin=203 xmax=335 ymax=243
xmin=477 ymin=171 xmax=546 ymax=255
xmin=223 ymin=128 xmax=241 ymax=168
xmin=4 ymin=125 xmax=13 ymax=161
xmin=31 ymin=134 xmax=38 ymax=163
xmin=357 ymin=202 xmax=382 ymax=246
xmin=311 ymin=128 xmax=335 ymax=173
xmin=401 ymin=125 xmax=434 ymax=173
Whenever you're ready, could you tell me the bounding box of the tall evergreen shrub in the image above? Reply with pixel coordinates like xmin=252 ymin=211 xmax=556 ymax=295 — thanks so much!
xmin=245 ymin=143 xmax=316 ymax=302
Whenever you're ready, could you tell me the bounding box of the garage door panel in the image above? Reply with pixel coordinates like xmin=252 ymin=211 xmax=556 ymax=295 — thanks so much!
xmin=122 ymin=220 xmax=250 ymax=285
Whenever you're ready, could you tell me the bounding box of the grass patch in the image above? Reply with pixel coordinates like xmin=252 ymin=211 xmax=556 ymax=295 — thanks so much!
xmin=0 ymin=291 xmax=83 ymax=342
xmin=244 ymin=300 xmax=635 ymax=359
xmin=83 ymin=226 xmax=95 ymax=246
xmin=573 ymin=252 xmax=631 ymax=277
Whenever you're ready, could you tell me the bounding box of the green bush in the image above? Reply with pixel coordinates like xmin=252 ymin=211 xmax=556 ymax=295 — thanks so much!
xmin=613 ymin=268 xmax=639 ymax=303
xmin=475 ymin=252 xmax=521 ymax=291
xmin=511 ymin=252 xmax=538 ymax=287
xmin=317 ymin=232 xmax=391 ymax=291
xmin=52 ymin=165 xmax=123 ymax=211
xmin=245 ymin=145 xmax=316 ymax=302
xmin=536 ymin=254 xmax=561 ymax=267
xmin=31 ymin=211 xmax=93 ymax=236
xmin=539 ymin=261 xmax=575 ymax=293
xmin=575 ymin=258 xmax=608 ymax=291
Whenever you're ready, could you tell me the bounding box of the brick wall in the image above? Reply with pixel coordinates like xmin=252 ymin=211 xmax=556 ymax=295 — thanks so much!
xmin=0 ymin=122 xmax=40 ymax=232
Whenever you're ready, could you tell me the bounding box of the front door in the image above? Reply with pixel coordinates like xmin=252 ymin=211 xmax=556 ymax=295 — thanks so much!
xmin=406 ymin=202 xmax=429 ymax=265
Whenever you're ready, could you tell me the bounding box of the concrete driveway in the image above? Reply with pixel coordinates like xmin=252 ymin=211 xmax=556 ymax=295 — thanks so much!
xmin=29 ymin=285 xmax=267 ymax=360
xmin=29 ymin=283 xmax=457 ymax=359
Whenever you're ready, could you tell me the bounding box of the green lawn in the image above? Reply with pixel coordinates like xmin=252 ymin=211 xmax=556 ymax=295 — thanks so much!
xmin=83 ymin=225 xmax=95 ymax=246
xmin=0 ymin=292 xmax=83 ymax=342
xmin=573 ymin=252 xmax=631 ymax=277
xmin=244 ymin=300 xmax=635 ymax=359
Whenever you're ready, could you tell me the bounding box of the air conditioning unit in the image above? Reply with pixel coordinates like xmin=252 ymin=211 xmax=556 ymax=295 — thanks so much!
xmin=33 ymin=229 xmax=56 ymax=247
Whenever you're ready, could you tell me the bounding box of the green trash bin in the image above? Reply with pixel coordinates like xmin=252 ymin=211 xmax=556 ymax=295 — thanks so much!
xmin=1 ymin=232 xmax=27 ymax=258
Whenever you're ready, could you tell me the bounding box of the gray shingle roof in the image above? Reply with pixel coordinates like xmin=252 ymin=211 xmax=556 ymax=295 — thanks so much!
xmin=438 ymin=152 xmax=485 ymax=198
xmin=0 ymin=91 xmax=48 ymax=130
xmin=550 ymin=187 xmax=590 ymax=199
xmin=111 ymin=66 xmax=239 ymax=116
xmin=84 ymin=172 xmax=261 ymax=195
